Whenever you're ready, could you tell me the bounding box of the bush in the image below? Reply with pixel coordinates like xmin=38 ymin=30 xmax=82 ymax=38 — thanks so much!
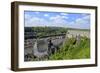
xmin=49 ymin=37 xmax=90 ymax=60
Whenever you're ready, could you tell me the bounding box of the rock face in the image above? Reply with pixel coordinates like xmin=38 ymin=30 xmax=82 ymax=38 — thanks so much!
xmin=33 ymin=39 xmax=48 ymax=59
xmin=67 ymin=30 xmax=90 ymax=38
xmin=24 ymin=35 xmax=65 ymax=61
xmin=32 ymin=37 xmax=65 ymax=60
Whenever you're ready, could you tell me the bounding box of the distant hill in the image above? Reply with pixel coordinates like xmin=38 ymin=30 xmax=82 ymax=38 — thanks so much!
xmin=67 ymin=28 xmax=90 ymax=31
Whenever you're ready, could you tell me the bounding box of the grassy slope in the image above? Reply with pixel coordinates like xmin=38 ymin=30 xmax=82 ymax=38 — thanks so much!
xmin=49 ymin=37 xmax=90 ymax=60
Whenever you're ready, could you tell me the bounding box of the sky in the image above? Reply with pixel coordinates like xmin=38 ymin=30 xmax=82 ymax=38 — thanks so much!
xmin=24 ymin=11 xmax=90 ymax=29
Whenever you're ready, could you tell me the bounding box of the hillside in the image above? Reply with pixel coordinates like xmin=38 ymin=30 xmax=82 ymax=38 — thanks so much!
xmin=49 ymin=37 xmax=90 ymax=60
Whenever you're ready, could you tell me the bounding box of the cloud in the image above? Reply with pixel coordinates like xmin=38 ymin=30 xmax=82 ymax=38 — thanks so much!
xmin=62 ymin=16 xmax=68 ymax=19
xmin=49 ymin=15 xmax=68 ymax=27
xmin=50 ymin=15 xmax=61 ymax=20
xmin=67 ymin=15 xmax=90 ymax=29
xmin=34 ymin=12 xmax=40 ymax=14
xmin=50 ymin=15 xmax=68 ymax=20
xmin=25 ymin=12 xmax=90 ymax=29
xmin=25 ymin=17 xmax=48 ymax=27
xmin=60 ymin=13 xmax=68 ymax=16
xmin=44 ymin=14 xmax=49 ymax=17
xmin=75 ymin=15 xmax=90 ymax=25
xmin=25 ymin=14 xmax=68 ymax=27
xmin=51 ymin=19 xmax=68 ymax=27
xmin=82 ymin=15 xmax=90 ymax=20
xmin=25 ymin=14 xmax=32 ymax=20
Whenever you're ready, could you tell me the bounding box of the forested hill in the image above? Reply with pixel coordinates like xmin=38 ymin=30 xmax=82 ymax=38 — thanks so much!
xmin=25 ymin=27 xmax=67 ymax=39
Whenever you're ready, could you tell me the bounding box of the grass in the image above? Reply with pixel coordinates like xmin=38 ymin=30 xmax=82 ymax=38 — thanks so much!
xmin=49 ymin=37 xmax=90 ymax=60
